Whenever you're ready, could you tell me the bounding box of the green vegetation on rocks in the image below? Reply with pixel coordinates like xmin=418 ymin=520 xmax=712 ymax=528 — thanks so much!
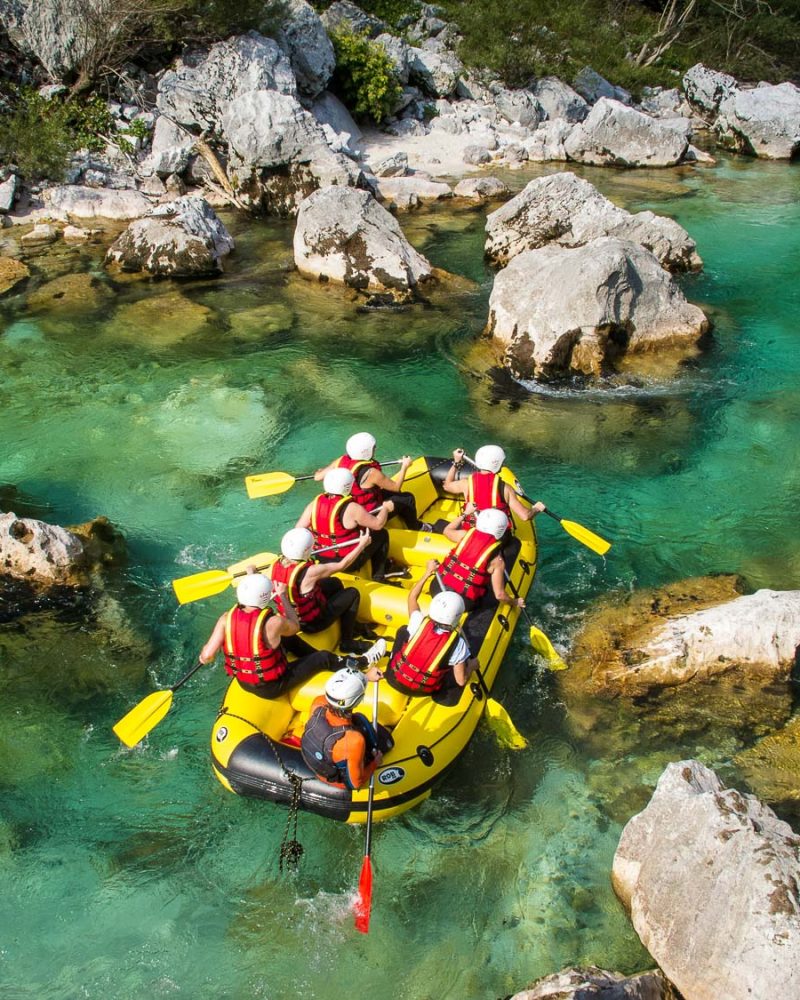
xmin=329 ymin=27 xmax=403 ymax=122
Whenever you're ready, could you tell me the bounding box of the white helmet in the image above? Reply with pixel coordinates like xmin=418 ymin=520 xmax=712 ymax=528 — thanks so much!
xmin=346 ymin=432 xmax=377 ymax=461
xmin=325 ymin=667 xmax=368 ymax=710
xmin=323 ymin=467 xmax=354 ymax=496
xmin=428 ymin=591 xmax=465 ymax=628
xmin=476 ymin=507 xmax=509 ymax=539
xmin=281 ymin=527 xmax=314 ymax=562
xmin=236 ymin=573 xmax=272 ymax=609
xmin=474 ymin=445 xmax=506 ymax=474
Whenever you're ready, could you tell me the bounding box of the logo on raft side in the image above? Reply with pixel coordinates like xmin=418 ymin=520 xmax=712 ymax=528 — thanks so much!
xmin=215 ymin=726 xmax=228 ymax=743
xmin=378 ymin=766 xmax=405 ymax=785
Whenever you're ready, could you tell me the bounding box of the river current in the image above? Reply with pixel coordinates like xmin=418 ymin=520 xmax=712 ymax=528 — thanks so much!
xmin=0 ymin=154 xmax=798 ymax=998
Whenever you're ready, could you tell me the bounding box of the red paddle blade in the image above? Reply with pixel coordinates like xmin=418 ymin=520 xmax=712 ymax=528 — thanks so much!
xmin=354 ymin=855 xmax=373 ymax=934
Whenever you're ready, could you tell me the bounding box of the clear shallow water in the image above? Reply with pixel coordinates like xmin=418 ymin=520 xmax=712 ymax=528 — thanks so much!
xmin=1 ymin=155 xmax=799 ymax=999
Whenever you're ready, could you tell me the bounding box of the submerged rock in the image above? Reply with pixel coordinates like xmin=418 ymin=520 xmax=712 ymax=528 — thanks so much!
xmin=486 ymin=237 xmax=709 ymax=380
xmin=564 ymin=98 xmax=689 ymax=167
xmin=0 ymin=257 xmax=30 ymax=296
xmin=511 ymin=966 xmax=678 ymax=999
xmin=106 ymin=196 xmax=234 ymax=277
xmin=613 ymin=760 xmax=800 ymax=1000
xmin=736 ymin=716 xmax=800 ymax=811
xmin=26 ymin=272 xmax=114 ymax=313
xmin=110 ymin=291 xmax=213 ymax=344
xmin=293 ymin=186 xmax=434 ymax=301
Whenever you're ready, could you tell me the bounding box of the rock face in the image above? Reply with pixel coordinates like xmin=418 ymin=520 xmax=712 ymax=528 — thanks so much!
xmin=408 ymin=46 xmax=463 ymax=98
xmin=139 ymin=116 xmax=194 ymax=179
xmin=274 ymin=0 xmax=334 ymax=98
xmin=0 ymin=0 xmax=99 ymax=80
xmin=531 ymin=76 xmax=589 ymax=123
xmin=42 ymin=186 xmax=152 ymax=221
xmin=511 ymin=966 xmax=678 ymax=1000
xmin=485 ymin=172 xmax=701 ymax=273
xmin=0 ymin=512 xmax=123 ymax=589
xmin=486 ymin=237 xmax=709 ymax=380
xmin=564 ymin=98 xmax=689 ymax=167
xmin=106 ymin=196 xmax=234 ymax=277
xmin=682 ymin=63 xmax=739 ymax=116
xmin=0 ymin=172 xmax=17 ymax=213
xmin=293 ymin=186 xmax=434 ymax=300
xmin=612 ymin=760 xmax=800 ymax=1000
xmin=321 ymin=0 xmax=386 ymax=39
xmin=453 ymin=177 xmax=509 ymax=202
xmin=494 ymin=88 xmax=545 ymax=128
xmin=717 ymin=83 xmax=800 ymax=159
xmin=573 ymin=67 xmax=631 ymax=105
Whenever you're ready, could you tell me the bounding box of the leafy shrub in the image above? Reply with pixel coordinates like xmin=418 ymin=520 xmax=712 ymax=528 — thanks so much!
xmin=329 ymin=28 xmax=403 ymax=122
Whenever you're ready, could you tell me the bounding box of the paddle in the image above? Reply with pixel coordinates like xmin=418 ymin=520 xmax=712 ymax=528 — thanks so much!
xmin=354 ymin=678 xmax=380 ymax=934
xmin=503 ymin=572 xmax=567 ymax=671
xmin=113 ymin=660 xmax=206 ymax=748
xmin=246 ymin=460 xmax=402 ymax=499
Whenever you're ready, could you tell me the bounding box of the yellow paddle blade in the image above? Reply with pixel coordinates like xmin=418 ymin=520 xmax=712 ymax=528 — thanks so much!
xmin=529 ymin=626 xmax=568 ymax=671
xmin=484 ymin=698 xmax=527 ymax=749
xmin=560 ymin=518 xmax=611 ymax=556
xmin=173 ymin=568 xmax=234 ymax=605
xmin=245 ymin=471 xmax=297 ymax=499
xmin=113 ymin=690 xmax=174 ymax=748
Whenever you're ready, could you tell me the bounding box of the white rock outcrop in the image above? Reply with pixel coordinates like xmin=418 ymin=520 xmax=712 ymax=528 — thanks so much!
xmin=42 ymin=186 xmax=152 ymax=221
xmin=573 ymin=67 xmax=631 ymax=105
xmin=613 ymin=760 xmax=800 ymax=1000
xmin=682 ymin=63 xmax=739 ymax=116
xmin=139 ymin=116 xmax=194 ymax=179
xmin=485 ymin=172 xmax=701 ymax=272
xmin=106 ymin=195 xmax=234 ymax=276
xmin=376 ymin=175 xmax=452 ymax=210
xmin=274 ymin=0 xmax=335 ymax=98
xmin=564 ymin=98 xmax=689 ymax=167
xmin=717 ymin=82 xmax=800 ymax=159
xmin=1 ymin=512 xmax=90 ymax=588
xmin=511 ymin=967 xmax=676 ymax=1000
xmin=486 ymin=237 xmax=709 ymax=379
xmin=453 ymin=177 xmax=509 ymax=202
xmin=531 ymin=77 xmax=589 ymax=123
xmin=293 ymin=186 xmax=434 ymax=299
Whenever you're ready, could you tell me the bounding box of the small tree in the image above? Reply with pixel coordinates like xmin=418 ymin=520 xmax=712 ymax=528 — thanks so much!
xmin=329 ymin=28 xmax=403 ymax=123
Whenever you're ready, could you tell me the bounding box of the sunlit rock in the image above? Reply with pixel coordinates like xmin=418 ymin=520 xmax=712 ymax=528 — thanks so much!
xmin=0 ymin=256 xmax=29 ymax=296
xmin=682 ymin=63 xmax=738 ymax=116
xmin=274 ymin=0 xmax=335 ymax=99
xmin=43 ymin=185 xmax=152 ymax=221
xmin=574 ymin=67 xmax=631 ymax=106
xmin=110 ymin=291 xmax=213 ymax=344
xmin=26 ymin=272 xmax=114 ymax=313
xmin=717 ymin=83 xmax=800 ymax=160
xmin=511 ymin=967 xmax=677 ymax=999
xmin=376 ymin=175 xmax=452 ymax=210
xmin=531 ymin=76 xmax=589 ymax=123
xmin=453 ymin=177 xmax=509 ymax=202
xmin=564 ymin=99 xmax=689 ymax=167
xmin=613 ymin=760 xmax=800 ymax=1000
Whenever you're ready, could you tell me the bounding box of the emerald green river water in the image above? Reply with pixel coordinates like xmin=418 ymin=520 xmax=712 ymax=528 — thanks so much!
xmin=1 ymin=154 xmax=798 ymax=999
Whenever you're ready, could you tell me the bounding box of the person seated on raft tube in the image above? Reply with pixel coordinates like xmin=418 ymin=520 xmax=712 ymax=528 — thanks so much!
xmin=314 ymin=431 xmax=423 ymax=531
xmin=271 ymin=527 xmax=374 ymax=655
xmin=301 ymin=668 xmax=392 ymax=790
xmin=443 ymin=445 xmax=545 ymax=531
xmin=366 ymin=563 xmax=478 ymax=707
xmin=199 ymin=572 xmax=341 ymax=699
xmin=296 ymin=467 xmax=393 ymax=581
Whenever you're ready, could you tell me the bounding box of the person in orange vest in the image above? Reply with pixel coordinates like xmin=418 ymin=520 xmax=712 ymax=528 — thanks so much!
xmin=198 ymin=572 xmax=341 ymax=698
xmin=296 ymin=467 xmax=393 ymax=580
xmin=301 ymin=666 xmax=392 ymax=790
xmin=271 ymin=526 xmax=374 ymax=655
xmin=366 ymin=562 xmax=477 ymax=706
xmin=314 ymin=431 xmax=424 ymax=530
xmin=443 ymin=444 xmax=545 ymax=530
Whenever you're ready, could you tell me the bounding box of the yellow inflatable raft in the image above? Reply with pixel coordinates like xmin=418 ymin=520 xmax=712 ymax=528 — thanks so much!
xmin=210 ymin=456 xmax=537 ymax=823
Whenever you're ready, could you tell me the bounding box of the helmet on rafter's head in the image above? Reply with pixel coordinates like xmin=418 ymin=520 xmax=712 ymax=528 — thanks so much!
xmin=476 ymin=508 xmax=509 ymax=540
xmin=325 ymin=667 xmax=368 ymax=711
xmin=281 ymin=528 xmax=314 ymax=562
xmin=236 ymin=573 xmax=273 ymax=609
xmin=323 ymin=468 xmax=355 ymax=496
xmin=428 ymin=591 xmax=465 ymax=628
xmin=346 ymin=432 xmax=377 ymax=461
xmin=474 ymin=445 xmax=506 ymax=474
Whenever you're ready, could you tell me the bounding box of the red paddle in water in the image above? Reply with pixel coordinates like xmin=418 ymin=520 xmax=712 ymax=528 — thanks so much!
xmin=354 ymin=679 xmax=380 ymax=933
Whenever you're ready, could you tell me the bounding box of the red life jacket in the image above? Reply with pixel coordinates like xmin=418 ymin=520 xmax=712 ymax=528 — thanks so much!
xmin=223 ymin=605 xmax=288 ymax=685
xmin=389 ymin=617 xmax=461 ymax=694
xmin=271 ymin=558 xmax=327 ymax=627
xmin=439 ymin=528 xmax=501 ymax=603
xmin=337 ymin=454 xmax=383 ymax=511
xmin=463 ymin=471 xmax=511 ymax=527
xmin=309 ymin=493 xmax=360 ymax=553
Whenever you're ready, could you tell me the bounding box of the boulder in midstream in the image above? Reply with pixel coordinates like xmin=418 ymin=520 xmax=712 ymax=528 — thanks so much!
xmin=564 ymin=98 xmax=690 ymax=167
xmin=510 ymin=967 xmax=678 ymax=999
xmin=107 ymin=291 xmax=214 ymax=345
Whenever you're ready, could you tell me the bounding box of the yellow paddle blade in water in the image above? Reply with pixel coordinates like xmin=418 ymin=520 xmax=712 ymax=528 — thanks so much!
xmin=529 ymin=626 xmax=568 ymax=671
xmin=559 ymin=518 xmax=611 ymax=556
xmin=113 ymin=690 xmax=174 ymax=748
xmin=484 ymin=698 xmax=527 ymax=750
xmin=173 ymin=568 xmax=235 ymax=605
xmin=245 ymin=471 xmax=297 ymax=499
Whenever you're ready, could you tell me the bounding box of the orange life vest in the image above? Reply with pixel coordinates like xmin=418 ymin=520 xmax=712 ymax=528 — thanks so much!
xmin=337 ymin=454 xmax=382 ymax=511
xmin=463 ymin=471 xmax=511 ymax=527
xmin=439 ymin=528 xmax=501 ymax=603
xmin=270 ymin=559 xmax=326 ymax=627
xmin=223 ymin=605 xmax=288 ymax=685
xmin=309 ymin=493 xmax=360 ymax=553
xmin=388 ymin=617 xmax=461 ymax=694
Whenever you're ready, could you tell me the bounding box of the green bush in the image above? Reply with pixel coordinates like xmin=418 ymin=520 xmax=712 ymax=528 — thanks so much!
xmin=329 ymin=28 xmax=403 ymax=122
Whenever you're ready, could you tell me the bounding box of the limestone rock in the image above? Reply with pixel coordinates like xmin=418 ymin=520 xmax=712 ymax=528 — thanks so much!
xmin=139 ymin=116 xmax=193 ymax=179
xmin=0 ymin=173 xmax=17 ymax=213
xmin=736 ymin=716 xmax=800 ymax=810
xmin=453 ymin=177 xmax=509 ymax=202
xmin=0 ymin=257 xmax=29 ymax=296
xmin=106 ymin=195 xmax=234 ymax=277
xmin=43 ymin=185 xmax=152 ymax=221
xmin=62 ymin=225 xmax=100 ymax=243
xmin=639 ymin=86 xmax=690 ymax=119
xmin=511 ymin=966 xmax=678 ymax=1000
xmin=20 ymin=223 xmax=58 ymax=246
xmin=372 ymin=152 xmax=409 ymax=177
xmin=0 ymin=0 xmax=102 ymax=80
xmin=486 ymin=237 xmax=709 ymax=380
xmin=564 ymin=98 xmax=689 ymax=167
xmin=682 ymin=63 xmax=738 ymax=116
xmin=223 ymin=89 xmax=329 ymax=170
xmin=27 ymin=272 xmax=113 ymax=313
xmin=494 ymin=88 xmax=545 ymax=128
xmin=275 ymin=0 xmax=334 ymax=98
xmin=573 ymin=67 xmax=631 ymax=105
xmin=156 ymin=32 xmax=296 ymax=133
xmin=531 ymin=77 xmax=589 ymax=123
xmin=612 ymin=760 xmax=800 ymax=1000
xmin=293 ymin=186 xmax=434 ymax=300
xmin=522 ymin=120 xmax=572 ymax=162
xmin=462 ymin=144 xmax=492 ymax=165
xmin=310 ymin=91 xmax=363 ymax=153
xmin=376 ymin=175 xmax=452 ymax=209
xmin=408 ymin=46 xmax=462 ymax=98
xmin=321 ymin=1 xmax=386 ymax=39
xmin=717 ymin=82 xmax=800 ymax=159
xmin=485 ymin=172 xmax=701 ymax=273
xmin=374 ymin=33 xmax=411 ymax=85
xmin=110 ymin=291 xmax=213 ymax=344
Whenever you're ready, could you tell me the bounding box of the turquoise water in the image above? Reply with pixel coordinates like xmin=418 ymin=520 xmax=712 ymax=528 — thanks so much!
xmin=1 ymin=154 xmax=798 ymax=998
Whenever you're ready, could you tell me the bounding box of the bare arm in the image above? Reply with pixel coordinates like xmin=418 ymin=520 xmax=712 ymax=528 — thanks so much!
xmin=452 ymin=656 xmax=478 ymax=687
xmin=296 ymin=503 xmax=313 ymax=530
xmin=443 ymin=501 xmax=475 ymax=543
xmin=199 ymin=613 xmax=227 ymax=663
xmin=313 ymin=460 xmax=337 ymax=482
xmin=271 ymin=581 xmax=300 ymax=637
xmin=301 ymin=531 xmax=371 ymax=589
xmin=408 ymin=559 xmax=438 ymax=614
xmin=444 ymin=448 xmax=469 ymax=497
xmin=363 ymin=455 xmax=412 ymax=493
xmin=504 ymin=484 xmax=545 ymax=522
xmin=349 ymin=500 xmax=393 ymax=530
xmin=490 ymin=556 xmax=524 ymax=607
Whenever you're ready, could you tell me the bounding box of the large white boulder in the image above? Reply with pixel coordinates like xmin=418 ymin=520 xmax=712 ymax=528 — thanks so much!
xmin=311 ymin=91 xmax=363 ymax=153
xmin=408 ymin=46 xmax=463 ymax=98
xmin=274 ymin=0 xmax=335 ymax=98
xmin=511 ymin=967 xmax=676 ymax=1000
xmin=682 ymin=63 xmax=739 ymax=116
xmin=531 ymin=76 xmax=589 ymax=123
xmin=139 ymin=116 xmax=194 ymax=179
xmin=564 ymin=98 xmax=689 ymax=167
xmin=42 ymin=185 xmax=152 ymax=221
xmin=613 ymin=760 xmax=800 ymax=1000
xmin=293 ymin=186 xmax=434 ymax=299
xmin=494 ymin=87 xmax=545 ymax=128
xmin=485 ymin=172 xmax=701 ymax=272
xmin=486 ymin=237 xmax=709 ymax=380
xmin=156 ymin=32 xmax=296 ymax=133
xmin=0 ymin=0 xmax=101 ymax=80
xmin=106 ymin=195 xmax=234 ymax=276
xmin=717 ymin=82 xmax=800 ymax=159
xmin=573 ymin=67 xmax=631 ymax=105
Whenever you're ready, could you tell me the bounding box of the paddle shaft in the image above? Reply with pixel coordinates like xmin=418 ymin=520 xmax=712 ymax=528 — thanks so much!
xmin=282 ymin=460 xmax=402 ymax=486
xmin=170 ymin=659 xmax=206 ymax=693
xmin=364 ymin=679 xmax=379 ymax=860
